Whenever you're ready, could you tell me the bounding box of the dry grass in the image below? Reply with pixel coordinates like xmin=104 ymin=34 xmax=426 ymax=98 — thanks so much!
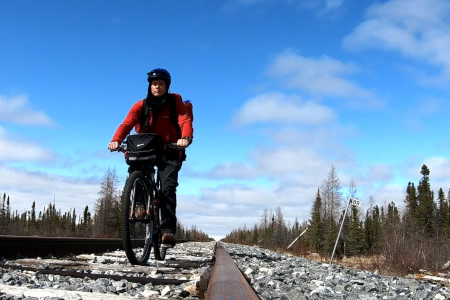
xmin=336 ymin=255 xmax=388 ymax=273
xmin=302 ymin=253 xmax=450 ymax=288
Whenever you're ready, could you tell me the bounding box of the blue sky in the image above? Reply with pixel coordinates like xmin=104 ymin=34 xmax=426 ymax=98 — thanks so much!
xmin=1 ymin=0 xmax=450 ymax=240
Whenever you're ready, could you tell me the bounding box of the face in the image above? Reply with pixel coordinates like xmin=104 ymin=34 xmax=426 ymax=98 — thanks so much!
xmin=150 ymin=79 xmax=167 ymax=97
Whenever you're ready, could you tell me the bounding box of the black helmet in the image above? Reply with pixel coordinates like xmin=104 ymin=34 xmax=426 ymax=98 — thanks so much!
xmin=147 ymin=68 xmax=171 ymax=88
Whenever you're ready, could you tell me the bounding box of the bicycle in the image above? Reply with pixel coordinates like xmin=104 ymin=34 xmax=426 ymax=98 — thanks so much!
xmin=111 ymin=133 xmax=179 ymax=265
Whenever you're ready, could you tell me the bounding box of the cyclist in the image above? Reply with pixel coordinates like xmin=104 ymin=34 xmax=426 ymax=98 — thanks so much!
xmin=108 ymin=68 xmax=193 ymax=246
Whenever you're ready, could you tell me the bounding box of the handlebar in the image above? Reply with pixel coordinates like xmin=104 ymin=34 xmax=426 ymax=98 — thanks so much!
xmin=110 ymin=145 xmax=127 ymax=153
xmin=167 ymin=143 xmax=185 ymax=150
xmin=109 ymin=143 xmax=184 ymax=153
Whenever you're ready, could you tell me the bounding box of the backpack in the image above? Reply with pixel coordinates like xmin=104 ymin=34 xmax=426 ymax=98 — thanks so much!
xmin=140 ymin=94 xmax=194 ymax=144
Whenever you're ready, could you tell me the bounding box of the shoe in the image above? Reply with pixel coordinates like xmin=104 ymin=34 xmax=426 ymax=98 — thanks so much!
xmin=161 ymin=233 xmax=176 ymax=246
xmin=134 ymin=205 xmax=146 ymax=219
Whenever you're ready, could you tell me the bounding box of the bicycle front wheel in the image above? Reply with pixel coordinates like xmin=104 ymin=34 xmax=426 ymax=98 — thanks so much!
xmin=152 ymin=205 xmax=166 ymax=261
xmin=121 ymin=171 xmax=154 ymax=265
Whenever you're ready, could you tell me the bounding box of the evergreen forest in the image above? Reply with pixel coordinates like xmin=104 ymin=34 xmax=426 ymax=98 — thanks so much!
xmin=223 ymin=164 xmax=450 ymax=275
xmin=0 ymin=168 xmax=211 ymax=242
xmin=2 ymin=164 xmax=449 ymax=275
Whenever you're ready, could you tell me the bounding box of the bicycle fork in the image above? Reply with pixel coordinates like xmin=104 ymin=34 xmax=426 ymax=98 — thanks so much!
xmin=129 ymin=183 xmax=151 ymax=222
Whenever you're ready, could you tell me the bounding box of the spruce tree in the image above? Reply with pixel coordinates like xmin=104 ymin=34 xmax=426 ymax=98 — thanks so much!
xmin=371 ymin=205 xmax=383 ymax=253
xmin=251 ymin=224 xmax=259 ymax=245
xmin=346 ymin=204 xmax=365 ymax=256
xmin=386 ymin=201 xmax=400 ymax=225
xmin=308 ymin=189 xmax=323 ymax=252
xmin=447 ymin=189 xmax=450 ymax=238
xmin=437 ymin=188 xmax=449 ymax=238
xmin=404 ymin=182 xmax=418 ymax=230
xmin=81 ymin=205 xmax=92 ymax=236
xmin=0 ymin=193 xmax=6 ymax=232
xmin=323 ymin=215 xmax=338 ymax=253
xmin=416 ymin=165 xmax=436 ymax=236
xmin=274 ymin=206 xmax=286 ymax=248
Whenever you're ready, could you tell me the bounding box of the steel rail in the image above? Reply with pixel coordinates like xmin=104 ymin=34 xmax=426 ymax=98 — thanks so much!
xmin=204 ymin=242 xmax=260 ymax=300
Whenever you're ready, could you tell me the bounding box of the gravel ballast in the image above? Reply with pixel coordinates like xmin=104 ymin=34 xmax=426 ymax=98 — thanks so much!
xmin=0 ymin=242 xmax=449 ymax=299
xmin=223 ymin=243 xmax=450 ymax=300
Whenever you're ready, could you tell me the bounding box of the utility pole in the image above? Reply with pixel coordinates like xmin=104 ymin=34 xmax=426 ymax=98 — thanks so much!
xmin=287 ymin=222 xmax=310 ymax=250
xmin=330 ymin=198 xmax=361 ymax=265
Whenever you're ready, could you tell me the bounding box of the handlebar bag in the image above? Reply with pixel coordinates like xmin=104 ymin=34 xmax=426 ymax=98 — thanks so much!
xmin=125 ymin=133 xmax=164 ymax=165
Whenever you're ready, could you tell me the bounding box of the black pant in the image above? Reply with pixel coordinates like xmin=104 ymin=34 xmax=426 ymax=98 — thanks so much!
xmin=158 ymin=151 xmax=182 ymax=234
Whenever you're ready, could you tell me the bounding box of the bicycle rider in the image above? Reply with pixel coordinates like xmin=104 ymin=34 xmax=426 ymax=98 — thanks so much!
xmin=108 ymin=68 xmax=193 ymax=246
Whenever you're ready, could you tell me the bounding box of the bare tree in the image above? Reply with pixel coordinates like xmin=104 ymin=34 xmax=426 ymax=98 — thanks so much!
xmin=320 ymin=165 xmax=342 ymax=253
xmin=94 ymin=168 xmax=121 ymax=237
xmin=346 ymin=178 xmax=358 ymax=199
xmin=320 ymin=164 xmax=342 ymax=221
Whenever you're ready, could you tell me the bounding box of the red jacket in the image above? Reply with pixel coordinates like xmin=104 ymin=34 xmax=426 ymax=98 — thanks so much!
xmin=111 ymin=93 xmax=193 ymax=144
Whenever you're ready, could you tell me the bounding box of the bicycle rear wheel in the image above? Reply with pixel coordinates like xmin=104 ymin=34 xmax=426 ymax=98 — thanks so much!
xmin=121 ymin=171 xmax=154 ymax=265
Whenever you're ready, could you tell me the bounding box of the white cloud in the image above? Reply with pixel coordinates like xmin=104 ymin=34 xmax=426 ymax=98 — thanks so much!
xmin=226 ymin=0 xmax=344 ymax=12
xmin=207 ymin=143 xmax=338 ymax=181
xmin=177 ymin=186 xmax=272 ymax=239
xmin=361 ymin=164 xmax=395 ymax=185
xmin=208 ymin=162 xmax=260 ymax=179
xmin=200 ymin=184 xmax=277 ymax=207
xmin=177 ymin=183 xmax=314 ymax=239
xmin=416 ymin=98 xmax=446 ymax=115
xmin=364 ymin=183 xmax=405 ymax=208
xmin=0 ymin=166 xmax=100 ymax=216
xmin=0 ymin=126 xmax=55 ymax=162
xmin=0 ymin=94 xmax=55 ymax=126
xmin=232 ymin=92 xmax=335 ymax=126
xmin=216 ymin=89 xmax=351 ymax=183
xmin=295 ymin=0 xmax=345 ymax=14
xmin=266 ymin=51 xmax=380 ymax=105
xmin=343 ymin=0 xmax=450 ymax=84
xmin=235 ymin=0 xmax=264 ymax=4
xmin=325 ymin=0 xmax=343 ymax=10
xmin=423 ymin=156 xmax=450 ymax=180
xmin=252 ymin=146 xmax=329 ymax=175
xmin=267 ymin=124 xmax=356 ymax=151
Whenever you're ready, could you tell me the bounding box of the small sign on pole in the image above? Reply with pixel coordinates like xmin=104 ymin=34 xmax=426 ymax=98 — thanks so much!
xmin=350 ymin=198 xmax=361 ymax=206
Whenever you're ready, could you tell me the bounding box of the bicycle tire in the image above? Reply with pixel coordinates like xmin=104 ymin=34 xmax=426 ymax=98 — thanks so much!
xmin=152 ymin=201 xmax=164 ymax=260
xmin=121 ymin=171 xmax=154 ymax=265
xmin=160 ymin=246 xmax=167 ymax=260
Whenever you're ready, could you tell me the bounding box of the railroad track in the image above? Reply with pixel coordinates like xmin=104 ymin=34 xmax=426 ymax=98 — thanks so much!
xmin=0 ymin=235 xmax=260 ymax=299
xmin=2 ymin=236 xmax=449 ymax=299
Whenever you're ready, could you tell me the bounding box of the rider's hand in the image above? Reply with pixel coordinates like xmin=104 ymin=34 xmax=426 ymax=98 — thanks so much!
xmin=108 ymin=141 xmax=119 ymax=150
xmin=176 ymin=138 xmax=190 ymax=148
